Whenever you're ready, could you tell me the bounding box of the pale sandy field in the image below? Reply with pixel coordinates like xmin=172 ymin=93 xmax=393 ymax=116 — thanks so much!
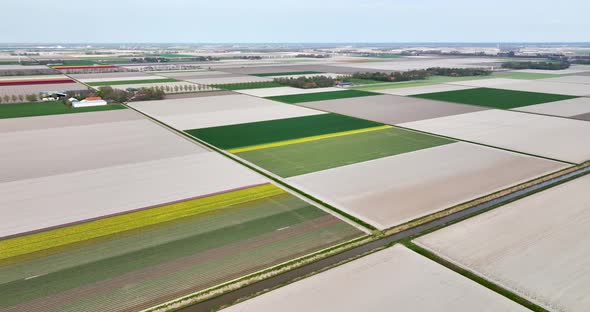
xmin=513 ymin=97 xmax=590 ymax=117
xmin=0 ymin=153 xmax=267 ymax=237
xmin=0 ymin=75 xmax=67 ymax=81
xmin=69 ymin=72 xmax=152 ymax=79
xmin=415 ymin=174 xmax=590 ymax=312
xmin=328 ymin=57 xmax=504 ymax=71
xmin=187 ymin=75 xmax=273 ymax=85
xmin=376 ymin=84 xmax=476 ymax=96
xmin=287 ymin=142 xmax=566 ymax=229
xmin=298 ymin=94 xmax=488 ymax=125
xmin=0 ymin=118 xmax=205 ymax=183
xmin=78 ymin=75 xmax=170 ymax=83
xmin=446 ymin=78 xmax=524 ymax=88
xmin=129 ymin=94 xmax=325 ymax=130
xmin=512 ymin=65 xmax=590 ymax=75
xmin=223 ymin=244 xmax=529 ymax=312
xmin=540 ymin=75 xmax=590 ymax=85
xmin=265 ymin=73 xmax=341 ymax=79
xmin=463 ymin=80 xmax=590 ymax=96
xmin=235 ymin=86 xmax=345 ymax=97
xmin=0 ymin=109 xmax=143 ymax=133
xmin=400 ymin=109 xmax=590 ymax=163
xmin=0 ymin=82 xmax=88 ymax=98
xmin=109 ymin=81 xmax=199 ymax=93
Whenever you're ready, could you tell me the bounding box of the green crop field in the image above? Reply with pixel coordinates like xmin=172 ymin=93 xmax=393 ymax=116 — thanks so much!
xmin=236 ymin=127 xmax=454 ymax=177
xmin=252 ymin=71 xmax=324 ymax=77
xmin=87 ymin=78 xmax=177 ymax=86
xmin=0 ymin=185 xmax=361 ymax=312
xmin=211 ymin=81 xmax=283 ymax=90
xmin=413 ymin=87 xmax=577 ymax=109
xmin=267 ymin=90 xmax=379 ymax=103
xmin=186 ymin=113 xmax=382 ymax=149
xmin=0 ymin=102 xmax=126 ymax=119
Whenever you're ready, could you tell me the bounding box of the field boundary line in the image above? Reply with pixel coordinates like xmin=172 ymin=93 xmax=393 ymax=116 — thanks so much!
xmin=404 ymin=242 xmax=548 ymax=312
xmin=139 ymin=235 xmax=373 ymax=312
xmin=121 ymin=102 xmax=376 ymax=232
xmin=228 ymin=125 xmax=392 ymax=153
xmin=155 ymin=163 xmax=590 ymax=312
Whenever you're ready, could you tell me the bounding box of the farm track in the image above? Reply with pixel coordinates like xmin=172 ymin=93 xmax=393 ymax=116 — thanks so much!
xmin=173 ymin=164 xmax=590 ymax=312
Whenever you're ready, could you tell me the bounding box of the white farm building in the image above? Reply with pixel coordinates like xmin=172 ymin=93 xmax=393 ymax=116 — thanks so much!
xmin=70 ymin=97 xmax=108 ymax=108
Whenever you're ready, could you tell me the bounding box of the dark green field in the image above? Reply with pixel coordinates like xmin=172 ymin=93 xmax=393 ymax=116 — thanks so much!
xmin=237 ymin=127 xmax=454 ymax=177
xmin=0 ymin=102 xmax=126 ymax=119
xmin=267 ymin=90 xmax=379 ymax=104
xmin=252 ymin=71 xmax=324 ymax=77
xmin=87 ymin=78 xmax=177 ymax=86
xmin=412 ymin=87 xmax=577 ymax=109
xmin=211 ymin=81 xmax=283 ymax=90
xmin=186 ymin=113 xmax=382 ymax=149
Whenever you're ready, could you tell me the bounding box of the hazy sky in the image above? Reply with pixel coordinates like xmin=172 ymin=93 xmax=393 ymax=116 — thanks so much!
xmin=2 ymin=0 xmax=588 ymax=43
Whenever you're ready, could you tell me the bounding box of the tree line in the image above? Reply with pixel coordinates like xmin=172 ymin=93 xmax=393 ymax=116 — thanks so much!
xmin=501 ymin=61 xmax=570 ymax=70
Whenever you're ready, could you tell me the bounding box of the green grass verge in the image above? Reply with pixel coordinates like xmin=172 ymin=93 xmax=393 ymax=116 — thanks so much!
xmin=211 ymin=81 xmax=283 ymax=90
xmin=0 ymin=102 xmax=126 ymax=119
xmin=186 ymin=113 xmax=383 ymax=149
xmin=87 ymin=78 xmax=177 ymax=86
xmin=404 ymin=242 xmax=548 ymax=312
xmin=252 ymin=71 xmax=323 ymax=77
xmin=494 ymin=72 xmax=563 ymax=80
xmin=267 ymin=90 xmax=379 ymax=104
xmin=236 ymin=127 xmax=454 ymax=177
xmin=347 ymin=78 xmax=388 ymax=85
xmin=413 ymin=87 xmax=577 ymax=109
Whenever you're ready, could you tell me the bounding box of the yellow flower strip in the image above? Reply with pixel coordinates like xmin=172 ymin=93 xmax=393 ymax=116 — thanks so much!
xmin=0 ymin=184 xmax=284 ymax=261
xmin=228 ymin=125 xmax=393 ymax=153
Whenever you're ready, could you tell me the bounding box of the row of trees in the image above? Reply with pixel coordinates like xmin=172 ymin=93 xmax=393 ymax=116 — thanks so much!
xmin=426 ymin=67 xmax=491 ymax=76
xmin=274 ymin=76 xmax=336 ymax=89
xmin=0 ymin=94 xmax=39 ymax=103
xmin=350 ymin=70 xmax=430 ymax=82
xmin=501 ymin=61 xmax=570 ymax=70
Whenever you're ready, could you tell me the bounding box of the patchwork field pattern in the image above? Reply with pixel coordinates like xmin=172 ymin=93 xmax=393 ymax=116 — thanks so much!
xmin=415 ymin=174 xmax=590 ymax=312
xmin=0 ymin=184 xmax=362 ymax=312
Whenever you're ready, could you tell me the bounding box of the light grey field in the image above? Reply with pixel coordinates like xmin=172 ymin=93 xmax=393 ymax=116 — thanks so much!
xmin=513 ymin=97 xmax=590 ymax=117
xmin=129 ymin=94 xmax=324 ymax=130
xmin=0 ymin=109 xmax=142 ymax=133
xmin=287 ymin=142 xmax=566 ymax=229
xmin=187 ymin=75 xmax=273 ymax=85
xmin=400 ymin=109 xmax=590 ymax=163
xmin=297 ymin=94 xmax=488 ymax=125
xmin=541 ymin=75 xmax=590 ymax=85
xmin=69 ymin=72 xmax=152 ymax=79
xmin=0 ymin=153 xmax=267 ymax=237
xmin=223 ymin=244 xmax=529 ymax=312
xmin=0 ymin=82 xmax=88 ymax=97
xmin=449 ymin=78 xmax=590 ymax=96
xmin=0 ymin=116 xmax=204 ymax=182
xmin=236 ymin=86 xmax=344 ymax=97
xmin=375 ymin=84 xmax=476 ymax=96
xmin=415 ymin=174 xmax=590 ymax=312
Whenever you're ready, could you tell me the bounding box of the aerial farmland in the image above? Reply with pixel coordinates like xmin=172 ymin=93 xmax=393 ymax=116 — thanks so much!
xmin=1 ymin=38 xmax=590 ymax=312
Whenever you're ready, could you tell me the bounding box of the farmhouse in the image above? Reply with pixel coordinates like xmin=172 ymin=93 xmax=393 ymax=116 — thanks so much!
xmin=70 ymin=96 xmax=108 ymax=108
